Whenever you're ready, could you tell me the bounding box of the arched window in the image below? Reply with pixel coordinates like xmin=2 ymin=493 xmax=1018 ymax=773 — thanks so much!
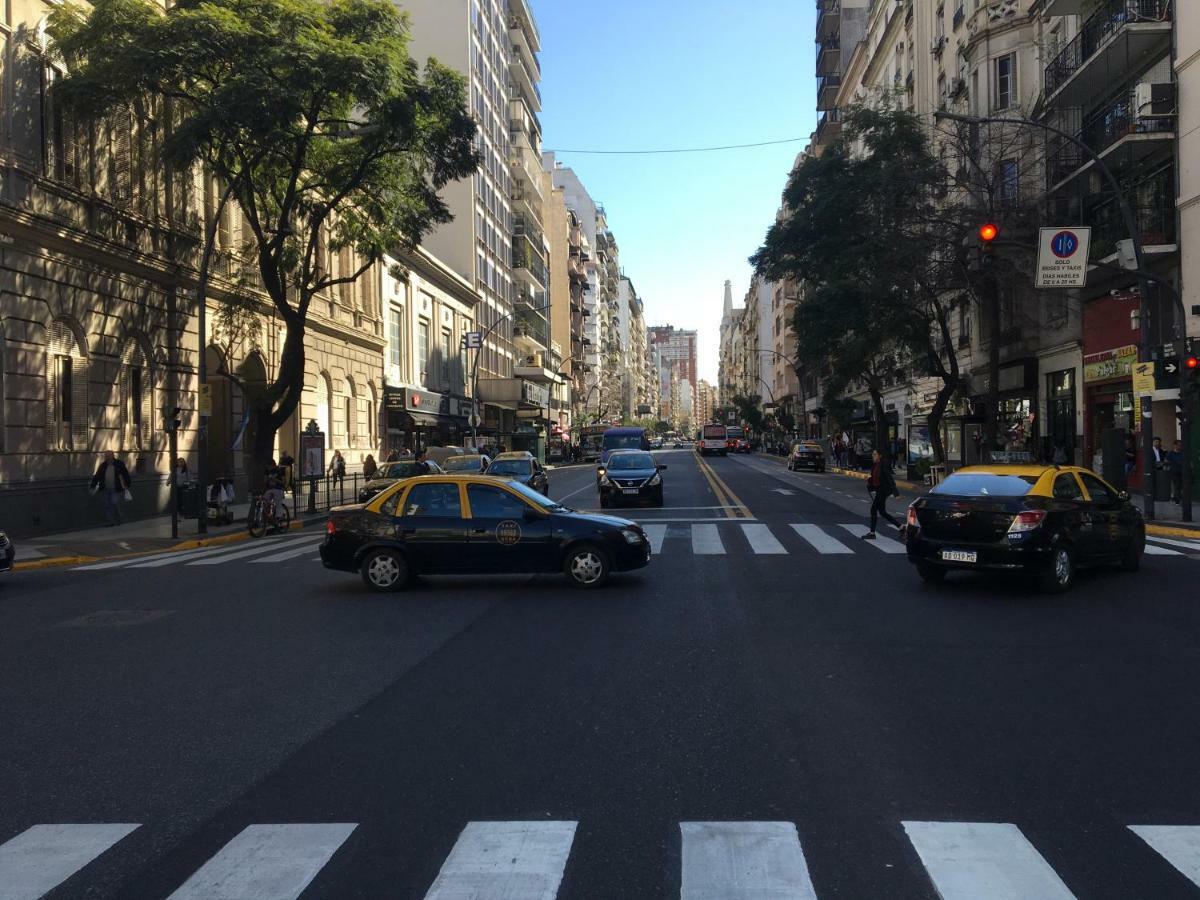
xmin=47 ymin=319 xmax=89 ymax=451
xmin=367 ymin=382 xmax=378 ymax=452
xmin=120 ymin=336 xmax=154 ymax=451
xmin=343 ymin=377 xmax=356 ymax=448
xmin=316 ymin=372 xmax=332 ymax=448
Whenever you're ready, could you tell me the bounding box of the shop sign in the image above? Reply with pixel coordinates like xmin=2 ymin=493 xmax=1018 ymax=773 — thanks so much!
xmin=384 ymin=389 xmax=406 ymax=411
xmin=1084 ymin=345 xmax=1138 ymax=383
xmin=1132 ymin=362 xmax=1156 ymax=397
xmin=406 ymin=388 xmax=451 ymax=416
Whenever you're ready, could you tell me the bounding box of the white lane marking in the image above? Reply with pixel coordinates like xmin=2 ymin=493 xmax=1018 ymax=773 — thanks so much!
xmin=556 ymin=480 xmax=600 ymax=502
xmin=184 ymin=537 xmax=313 ymax=566
xmin=840 ymin=523 xmax=906 ymax=553
xmin=1129 ymin=825 xmax=1200 ymax=887
xmin=680 ymin=821 xmax=816 ymax=899
xmin=249 ymin=540 xmax=327 ymax=563
xmin=902 ymin=821 xmax=1076 ymax=900
xmin=423 ymin=821 xmax=576 ymax=900
xmin=127 ymin=545 xmax=269 ymax=569
xmin=167 ymin=823 xmax=356 ymax=900
xmin=1144 ymin=535 xmax=1200 ymax=551
xmin=790 ymin=524 xmax=853 ymax=555
xmin=0 ymin=823 xmax=140 ymax=900
xmin=74 ymin=547 xmax=217 ymax=570
xmin=741 ymin=524 xmax=787 ymax=555
xmin=1143 ymin=545 xmax=1184 ymax=556
xmin=691 ymin=524 xmax=726 ymax=555
xmin=642 ymin=524 xmax=668 ymax=555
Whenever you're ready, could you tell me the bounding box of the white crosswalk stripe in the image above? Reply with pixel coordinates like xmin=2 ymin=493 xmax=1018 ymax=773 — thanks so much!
xmin=248 ymin=540 xmax=327 ymax=563
xmin=423 ymin=821 xmax=576 ymax=900
xmin=166 ymin=823 xmax=356 ymax=900
xmin=184 ymin=537 xmax=313 ymax=566
xmin=740 ymin=523 xmax=788 ymax=554
xmin=1129 ymin=825 xmax=1200 ymax=888
xmin=680 ymin=821 xmax=816 ymax=899
xmin=691 ymin=524 xmax=726 ymax=555
xmin=790 ymin=523 xmax=853 ymax=554
xmin=641 ymin=524 xmax=668 ymax=555
xmin=1145 ymin=535 xmax=1200 ymax=551
xmin=6 ymin=818 xmax=1200 ymax=897
xmin=1143 ymin=544 xmax=1184 ymax=556
xmin=73 ymin=534 xmax=320 ymax=571
xmin=839 ymin=523 xmax=907 ymax=553
xmin=0 ymin=824 xmax=140 ymax=900
xmin=902 ymin=821 xmax=1076 ymax=900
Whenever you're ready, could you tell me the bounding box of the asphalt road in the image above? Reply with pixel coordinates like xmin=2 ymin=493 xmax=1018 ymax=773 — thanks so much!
xmin=3 ymin=449 xmax=1200 ymax=898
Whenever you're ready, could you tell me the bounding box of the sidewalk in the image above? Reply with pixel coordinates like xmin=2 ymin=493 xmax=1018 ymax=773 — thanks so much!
xmin=13 ymin=501 xmax=324 ymax=571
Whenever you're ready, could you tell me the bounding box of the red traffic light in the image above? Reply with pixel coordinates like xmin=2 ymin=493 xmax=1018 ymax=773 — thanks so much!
xmin=979 ymin=223 xmax=999 ymax=242
xmin=1187 ymin=356 xmax=1199 ymax=371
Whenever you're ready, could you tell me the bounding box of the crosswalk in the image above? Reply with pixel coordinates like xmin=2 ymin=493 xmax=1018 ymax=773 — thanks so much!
xmin=69 ymin=526 xmax=1200 ymax=571
xmin=3 ymin=817 xmax=1199 ymax=898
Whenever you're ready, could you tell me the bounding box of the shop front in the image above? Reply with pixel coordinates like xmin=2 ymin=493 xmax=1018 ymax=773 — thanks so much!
xmin=968 ymin=360 xmax=1039 ymax=463
xmin=383 ymin=385 xmax=470 ymax=455
xmin=477 ymin=378 xmax=551 ymax=461
xmin=1083 ymin=344 xmax=1139 ymax=489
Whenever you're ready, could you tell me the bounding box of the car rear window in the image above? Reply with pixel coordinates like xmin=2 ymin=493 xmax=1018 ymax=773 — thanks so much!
xmin=932 ymin=473 xmax=1039 ymax=497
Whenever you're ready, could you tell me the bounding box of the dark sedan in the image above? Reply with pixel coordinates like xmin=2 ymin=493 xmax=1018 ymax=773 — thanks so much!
xmin=787 ymin=441 xmax=826 ymax=472
xmin=0 ymin=530 xmax=13 ymax=574
xmin=598 ymin=450 xmax=665 ymax=508
xmin=484 ymin=452 xmax=549 ymax=494
xmin=357 ymin=459 xmax=445 ymax=503
xmin=905 ymin=465 xmax=1144 ymax=592
xmin=321 ymin=474 xmax=652 ymax=591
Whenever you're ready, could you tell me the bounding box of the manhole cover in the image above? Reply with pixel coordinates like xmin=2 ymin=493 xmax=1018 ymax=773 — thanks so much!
xmin=58 ymin=609 xmax=176 ymax=628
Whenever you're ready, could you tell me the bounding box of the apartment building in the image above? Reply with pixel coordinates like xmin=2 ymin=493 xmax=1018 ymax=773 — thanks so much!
xmin=814 ymin=0 xmax=873 ymax=152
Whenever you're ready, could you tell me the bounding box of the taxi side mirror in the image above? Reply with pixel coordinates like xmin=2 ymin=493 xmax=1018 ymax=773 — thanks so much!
xmin=1117 ymin=490 xmax=1130 ymax=503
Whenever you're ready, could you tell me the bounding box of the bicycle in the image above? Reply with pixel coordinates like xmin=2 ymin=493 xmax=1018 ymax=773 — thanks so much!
xmin=247 ymin=491 xmax=292 ymax=538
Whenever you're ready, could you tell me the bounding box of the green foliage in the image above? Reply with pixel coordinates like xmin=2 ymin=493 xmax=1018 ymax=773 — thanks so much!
xmin=730 ymin=394 xmax=765 ymax=433
xmin=49 ymin=0 xmax=479 ymax=462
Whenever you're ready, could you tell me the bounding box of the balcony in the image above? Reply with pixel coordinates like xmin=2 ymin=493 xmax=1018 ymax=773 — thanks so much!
xmin=509 ymin=53 xmax=542 ymax=111
xmin=1044 ymin=0 xmax=1173 ymax=108
xmin=966 ymin=0 xmax=1019 ymax=42
xmin=507 ymin=0 xmax=541 ymax=53
xmin=816 ymin=37 xmax=841 ymax=76
xmin=1087 ymin=190 xmax=1176 ymax=261
xmin=513 ymin=302 xmax=549 ymax=354
xmin=512 ymin=235 xmax=548 ymax=288
xmin=815 ymin=108 xmax=843 ymax=144
xmin=816 ymin=73 xmax=843 ymax=111
xmin=816 ymin=0 xmax=840 ymax=40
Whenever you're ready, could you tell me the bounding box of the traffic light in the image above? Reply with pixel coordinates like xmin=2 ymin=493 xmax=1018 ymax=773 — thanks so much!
xmin=979 ymin=223 xmax=999 ymax=243
xmin=1187 ymin=355 xmax=1199 ymax=372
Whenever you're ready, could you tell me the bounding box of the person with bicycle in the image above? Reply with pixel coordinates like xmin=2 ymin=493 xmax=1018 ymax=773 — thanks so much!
xmin=264 ymin=460 xmax=287 ymax=526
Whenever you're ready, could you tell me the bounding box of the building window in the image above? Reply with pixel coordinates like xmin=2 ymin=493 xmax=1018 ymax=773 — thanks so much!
xmin=441 ymin=328 xmax=453 ymax=389
xmin=316 ymin=372 xmax=332 ymax=446
xmin=998 ymin=159 xmax=1019 ymax=204
xmin=343 ymin=378 xmax=356 ymax=448
xmin=994 ymin=53 xmax=1016 ymax=110
xmin=418 ymin=320 xmax=430 ymax=388
xmin=389 ymin=305 xmax=404 ymax=370
xmin=48 ymin=320 xmax=88 ymax=451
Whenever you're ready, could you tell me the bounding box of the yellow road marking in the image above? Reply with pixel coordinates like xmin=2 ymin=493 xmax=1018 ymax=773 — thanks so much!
xmin=695 ymin=453 xmax=752 ymax=519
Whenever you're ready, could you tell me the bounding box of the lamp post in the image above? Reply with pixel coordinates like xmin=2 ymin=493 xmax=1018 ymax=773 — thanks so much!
xmin=755 ymin=348 xmax=808 ymax=438
xmin=469 ymin=303 xmax=551 ymax=450
xmin=935 ymin=110 xmax=1190 ymax=521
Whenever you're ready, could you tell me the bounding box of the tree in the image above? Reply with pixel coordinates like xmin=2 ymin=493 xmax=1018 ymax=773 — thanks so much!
xmin=730 ymin=394 xmax=765 ymax=434
xmin=50 ymin=0 xmax=479 ymax=485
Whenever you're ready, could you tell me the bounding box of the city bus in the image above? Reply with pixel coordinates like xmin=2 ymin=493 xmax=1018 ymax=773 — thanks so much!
xmin=579 ymin=424 xmax=608 ymax=462
xmin=699 ymin=424 xmax=728 ymax=456
xmin=600 ymin=427 xmax=651 ymax=466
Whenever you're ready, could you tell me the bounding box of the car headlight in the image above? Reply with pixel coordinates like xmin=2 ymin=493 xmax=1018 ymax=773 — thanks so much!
xmin=648 ymin=474 xmax=661 ymax=486
xmin=621 ymin=528 xmax=644 ymax=545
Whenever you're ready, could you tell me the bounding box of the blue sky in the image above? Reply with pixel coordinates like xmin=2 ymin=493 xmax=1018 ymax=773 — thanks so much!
xmin=532 ymin=0 xmax=816 ymax=382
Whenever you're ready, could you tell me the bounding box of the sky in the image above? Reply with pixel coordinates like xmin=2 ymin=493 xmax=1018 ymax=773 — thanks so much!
xmin=532 ymin=0 xmax=817 ymax=383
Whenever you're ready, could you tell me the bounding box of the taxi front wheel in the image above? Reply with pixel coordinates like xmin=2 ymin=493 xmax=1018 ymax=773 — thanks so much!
xmin=361 ymin=548 xmax=409 ymax=592
xmin=564 ymin=545 xmax=610 ymax=589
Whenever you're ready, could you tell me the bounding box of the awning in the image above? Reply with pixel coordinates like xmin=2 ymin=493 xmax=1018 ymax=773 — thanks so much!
xmin=395 ymin=410 xmax=442 ymax=428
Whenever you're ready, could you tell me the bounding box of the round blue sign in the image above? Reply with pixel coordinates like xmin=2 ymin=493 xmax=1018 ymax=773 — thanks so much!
xmin=1050 ymin=230 xmax=1079 ymax=259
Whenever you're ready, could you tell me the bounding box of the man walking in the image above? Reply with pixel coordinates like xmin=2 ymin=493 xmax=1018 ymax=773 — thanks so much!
xmin=1167 ymin=439 xmax=1184 ymax=504
xmin=864 ymin=448 xmax=902 ymax=540
xmin=90 ymin=450 xmax=131 ymax=526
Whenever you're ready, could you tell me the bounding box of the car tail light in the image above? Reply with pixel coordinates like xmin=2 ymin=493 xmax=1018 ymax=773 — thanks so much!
xmin=326 ymin=519 xmax=337 ymax=536
xmin=907 ymin=505 xmax=919 ymax=528
xmin=1007 ymin=509 xmax=1046 ymax=534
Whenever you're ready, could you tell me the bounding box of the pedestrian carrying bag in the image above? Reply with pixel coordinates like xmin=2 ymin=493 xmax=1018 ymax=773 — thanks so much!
xmin=123 ymin=488 xmax=133 ymax=502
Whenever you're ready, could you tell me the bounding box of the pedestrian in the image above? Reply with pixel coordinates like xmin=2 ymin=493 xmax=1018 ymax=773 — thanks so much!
xmin=864 ymin=448 xmax=902 ymax=541
xmin=1053 ymin=443 xmax=1068 ymax=466
xmin=174 ymin=457 xmax=189 ymax=482
xmin=327 ymin=449 xmax=346 ymax=486
xmin=385 ymin=448 xmax=400 ymax=463
xmin=278 ymin=449 xmax=295 ymax=491
xmin=1167 ymin=439 xmax=1184 ymax=504
xmin=413 ymin=450 xmax=432 ymax=476
xmin=89 ymin=450 xmax=131 ymax=526
xmin=1124 ymin=437 xmax=1137 ymax=477
xmin=363 ymin=453 xmax=378 ymax=479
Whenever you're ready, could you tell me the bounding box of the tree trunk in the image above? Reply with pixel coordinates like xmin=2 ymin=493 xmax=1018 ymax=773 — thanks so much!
xmin=928 ymin=382 xmax=956 ymax=464
xmin=869 ymin=384 xmax=888 ymax=467
xmin=248 ymin=313 xmax=307 ymax=492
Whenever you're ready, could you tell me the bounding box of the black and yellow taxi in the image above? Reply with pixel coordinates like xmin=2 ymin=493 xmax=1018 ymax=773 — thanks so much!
xmin=320 ymin=474 xmax=652 ymax=592
xmin=905 ymin=464 xmax=1145 ymax=592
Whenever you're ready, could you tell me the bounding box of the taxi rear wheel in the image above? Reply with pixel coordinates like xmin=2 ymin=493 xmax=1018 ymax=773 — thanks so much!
xmin=564 ymin=544 xmax=610 ymax=589
xmin=1039 ymin=545 xmax=1075 ymax=594
xmin=361 ymin=549 xmax=409 ymax=592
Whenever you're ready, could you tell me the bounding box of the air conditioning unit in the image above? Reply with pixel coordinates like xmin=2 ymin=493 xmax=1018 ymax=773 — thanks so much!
xmin=1134 ymin=81 xmax=1176 ymax=117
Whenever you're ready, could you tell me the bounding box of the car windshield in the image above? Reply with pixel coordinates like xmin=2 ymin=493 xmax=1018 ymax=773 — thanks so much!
xmin=380 ymin=462 xmax=419 ymax=479
xmin=932 ymin=473 xmax=1039 ymax=497
xmin=605 ymin=434 xmax=644 ymax=451
xmin=444 ymin=456 xmax=483 ymax=472
xmin=608 ymin=453 xmax=655 ymax=470
xmin=488 ymin=459 xmax=532 ymax=476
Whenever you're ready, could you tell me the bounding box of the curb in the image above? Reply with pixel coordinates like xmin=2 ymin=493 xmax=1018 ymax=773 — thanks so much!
xmin=13 ymin=555 xmax=97 ymax=571
xmin=1146 ymin=523 xmax=1200 ymax=539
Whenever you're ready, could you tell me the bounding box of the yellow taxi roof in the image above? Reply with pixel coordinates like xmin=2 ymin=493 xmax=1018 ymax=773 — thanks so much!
xmin=953 ymin=464 xmax=1060 ymax=477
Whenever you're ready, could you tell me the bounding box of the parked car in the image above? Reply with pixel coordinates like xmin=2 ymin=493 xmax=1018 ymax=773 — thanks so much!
xmin=787 ymin=442 xmax=826 ymax=472
xmin=905 ymin=464 xmax=1144 ymax=593
xmin=443 ymin=455 xmax=490 ymax=475
xmin=424 ymin=446 xmax=465 ymax=467
xmin=357 ymin=459 xmax=446 ymax=503
xmin=598 ymin=450 xmax=666 ymax=508
xmin=485 ymin=451 xmax=550 ymax=494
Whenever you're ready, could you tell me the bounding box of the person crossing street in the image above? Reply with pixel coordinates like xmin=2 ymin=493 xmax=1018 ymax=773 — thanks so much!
xmin=864 ymin=448 xmax=902 ymax=540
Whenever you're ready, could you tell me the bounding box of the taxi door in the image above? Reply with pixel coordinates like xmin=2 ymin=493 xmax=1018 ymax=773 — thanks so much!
xmin=1078 ymin=471 xmax=1127 ymax=560
xmin=391 ymin=481 xmax=469 ymax=574
xmin=464 ymin=483 xmax=559 ymax=572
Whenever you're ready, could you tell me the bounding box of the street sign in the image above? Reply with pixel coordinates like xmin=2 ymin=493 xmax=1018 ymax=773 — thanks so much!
xmin=464 ymin=331 xmax=483 ymax=350
xmin=1133 ymin=362 xmax=1156 ymax=398
xmin=1036 ymin=227 xmax=1091 ymax=288
xmin=197 ymin=383 xmax=212 ymax=417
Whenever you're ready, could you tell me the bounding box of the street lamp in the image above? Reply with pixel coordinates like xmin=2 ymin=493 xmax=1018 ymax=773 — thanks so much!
xmin=755 ymin=348 xmax=809 ymax=438
xmin=935 ymin=110 xmax=1191 ymax=522
xmin=469 ymin=303 xmax=551 ymax=450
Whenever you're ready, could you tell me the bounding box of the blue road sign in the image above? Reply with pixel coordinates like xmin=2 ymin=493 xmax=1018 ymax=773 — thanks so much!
xmin=1050 ymin=230 xmax=1079 ymax=259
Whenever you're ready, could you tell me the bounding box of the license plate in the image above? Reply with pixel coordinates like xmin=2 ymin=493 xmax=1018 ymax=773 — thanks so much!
xmin=622 ymin=488 xmax=640 ymax=495
xmin=942 ymin=549 xmax=977 ymax=563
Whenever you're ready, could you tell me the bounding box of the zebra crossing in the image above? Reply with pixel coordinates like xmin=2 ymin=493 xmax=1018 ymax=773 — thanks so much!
xmin=3 ymin=817 xmax=1199 ymax=898
xmin=69 ymin=524 xmax=1200 ymax=571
